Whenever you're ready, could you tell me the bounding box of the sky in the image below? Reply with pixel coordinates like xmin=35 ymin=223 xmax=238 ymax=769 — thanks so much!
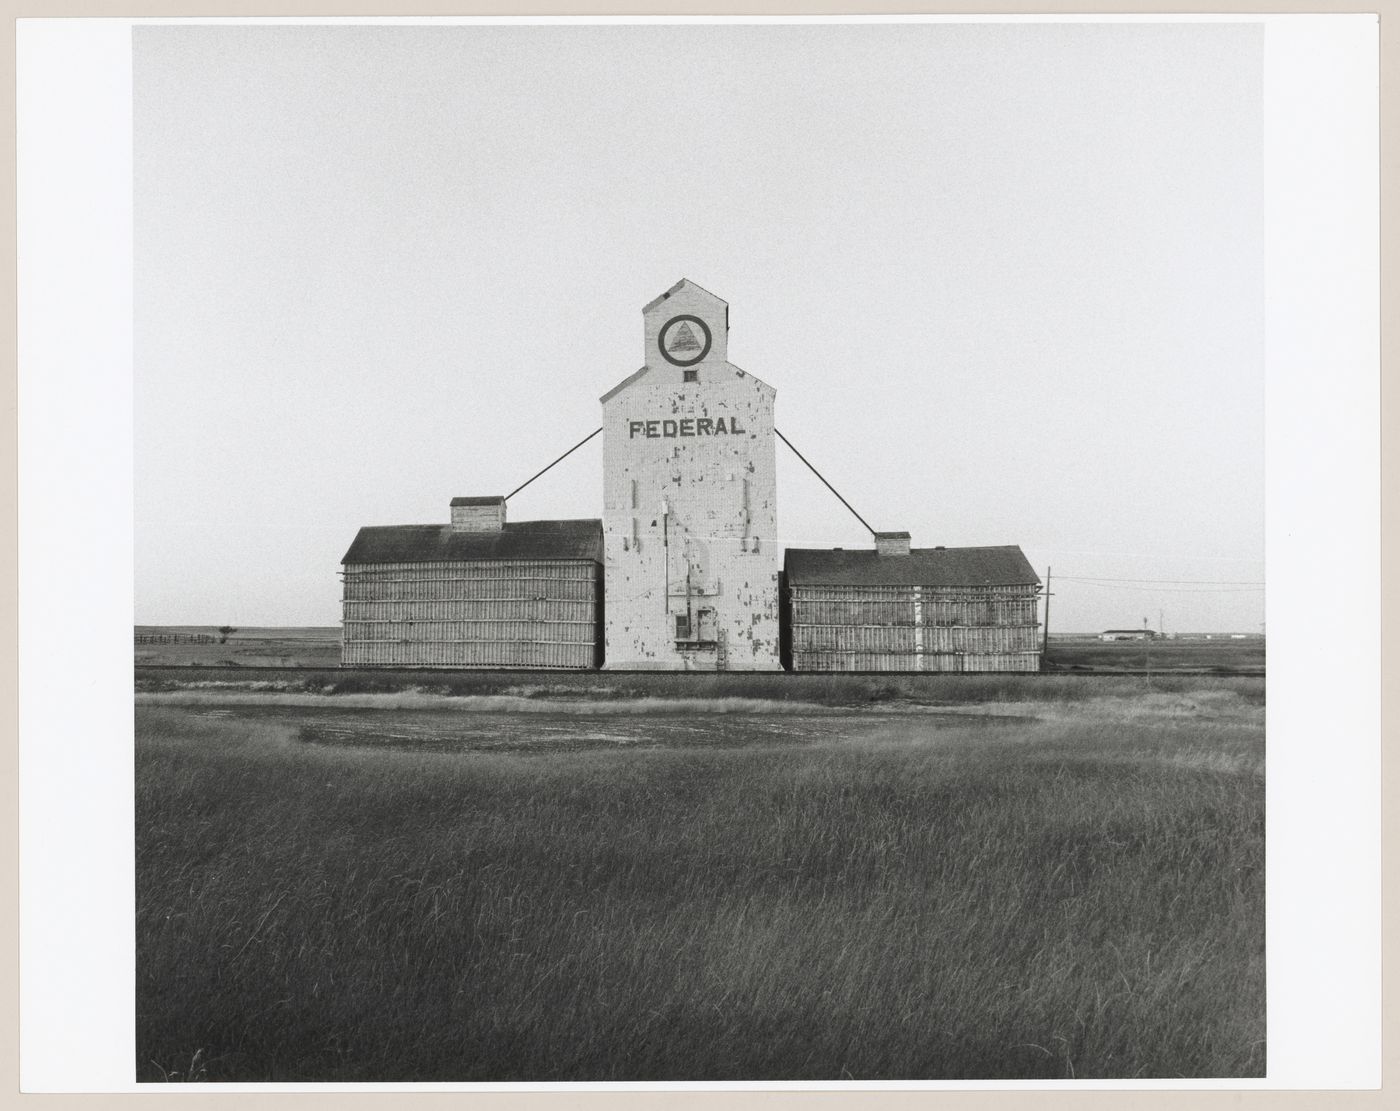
xmin=134 ymin=21 xmax=1265 ymax=632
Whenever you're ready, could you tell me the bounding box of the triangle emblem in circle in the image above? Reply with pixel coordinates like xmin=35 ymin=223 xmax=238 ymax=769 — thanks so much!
xmin=667 ymin=321 xmax=703 ymax=352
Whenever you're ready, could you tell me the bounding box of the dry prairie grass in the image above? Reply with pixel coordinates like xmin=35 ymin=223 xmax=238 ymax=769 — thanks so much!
xmin=136 ymin=667 xmax=1264 ymax=708
xmin=134 ymin=690 xmax=850 ymax=715
xmin=136 ymin=688 xmax=1263 ymax=1082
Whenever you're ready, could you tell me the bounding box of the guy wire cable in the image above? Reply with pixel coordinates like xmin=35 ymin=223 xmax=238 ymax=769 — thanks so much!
xmin=774 ymin=428 xmax=876 ymax=536
xmin=505 ymin=427 xmax=602 ymax=501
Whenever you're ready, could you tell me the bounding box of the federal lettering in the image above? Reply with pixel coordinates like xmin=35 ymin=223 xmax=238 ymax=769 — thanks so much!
xmin=627 ymin=415 xmax=746 ymax=437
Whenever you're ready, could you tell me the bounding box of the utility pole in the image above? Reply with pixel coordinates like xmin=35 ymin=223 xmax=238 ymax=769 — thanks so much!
xmin=1144 ymin=615 xmax=1152 ymax=687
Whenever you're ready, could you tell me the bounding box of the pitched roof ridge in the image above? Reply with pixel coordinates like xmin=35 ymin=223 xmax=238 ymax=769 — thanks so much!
xmin=343 ymin=518 xmax=603 ymax=565
xmin=357 ymin=518 xmax=602 ymax=531
xmin=641 ymin=279 xmax=688 ymax=314
xmin=600 ymin=365 xmax=649 ymax=404
xmin=725 ymin=362 xmax=775 ymax=393
xmin=641 ymin=278 xmax=727 ymax=314
xmin=910 ymin=542 xmax=1019 ymax=552
xmin=784 ymin=544 xmax=1040 ymax=587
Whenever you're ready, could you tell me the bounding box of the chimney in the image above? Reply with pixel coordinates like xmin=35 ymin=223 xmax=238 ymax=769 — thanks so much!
xmin=450 ymin=495 xmax=506 ymax=532
xmin=874 ymin=531 xmax=911 ymax=557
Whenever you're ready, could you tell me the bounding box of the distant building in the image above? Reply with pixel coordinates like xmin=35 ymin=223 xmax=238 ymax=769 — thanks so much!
xmin=1099 ymin=629 xmax=1158 ymax=642
xmin=784 ymin=539 xmax=1042 ymax=672
xmin=340 ymin=497 xmax=603 ymax=668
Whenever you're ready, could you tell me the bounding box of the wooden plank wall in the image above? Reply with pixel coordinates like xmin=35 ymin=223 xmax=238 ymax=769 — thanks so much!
xmin=789 ymin=583 xmax=1041 ymax=673
xmin=342 ymin=560 xmax=601 ymax=669
xmin=792 ymin=651 xmax=1040 ymax=672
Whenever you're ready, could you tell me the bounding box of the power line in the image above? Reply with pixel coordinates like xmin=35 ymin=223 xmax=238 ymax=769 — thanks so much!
xmin=1031 ymin=547 xmax=1263 ymax=564
xmin=1057 ymin=576 xmax=1265 ymax=585
xmin=1060 ymin=580 xmax=1264 ymax=594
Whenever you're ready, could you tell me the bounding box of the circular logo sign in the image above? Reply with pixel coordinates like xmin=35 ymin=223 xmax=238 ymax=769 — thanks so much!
xmin=658 ymin=314 xmax=712 ymax=367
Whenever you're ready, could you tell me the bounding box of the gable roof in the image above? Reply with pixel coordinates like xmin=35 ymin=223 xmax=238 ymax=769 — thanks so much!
xmin=784 ymin=544 xmax=1040 ymax=588
xmin=599 ymin=366 xmax=649 ymax=405
xmin=642 ymin=278 xmax=726 ymax=315
xmin=343 ymin=519 xmax=603 ymax=565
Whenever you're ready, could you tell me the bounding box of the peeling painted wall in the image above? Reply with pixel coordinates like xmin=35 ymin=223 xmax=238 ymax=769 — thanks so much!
xmin=601 ymin=282 xmax=781 ymax=670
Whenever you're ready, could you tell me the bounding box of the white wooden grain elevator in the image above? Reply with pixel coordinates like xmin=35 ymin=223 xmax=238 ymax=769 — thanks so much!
xmin=599 ymin=280 xmax=782 ymax=670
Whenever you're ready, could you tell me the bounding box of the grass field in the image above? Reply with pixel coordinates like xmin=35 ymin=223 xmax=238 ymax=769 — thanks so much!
xmin=136 ymin=664 xmax=1264 ymax=708
xmin=1044 ymin=636 xmax=1264 ymax=676
xmin=136 ymin=678 xmax=1264 ymax=1082
xmin=134 ymin=626 xmax=341 ymax=669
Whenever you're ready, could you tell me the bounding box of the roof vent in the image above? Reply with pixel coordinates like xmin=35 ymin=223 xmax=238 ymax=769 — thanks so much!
xmin=450 ymin=495 xmax=506 ymax=532
xmin=875 ymin=531 xmax=912 ymax=558
xmin=934 ymin=545 xmax=947 ymax=551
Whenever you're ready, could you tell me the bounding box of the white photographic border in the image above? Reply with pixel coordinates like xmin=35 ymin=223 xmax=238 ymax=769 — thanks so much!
xmin=15 ymin=13 xmax=1382 ymax=1093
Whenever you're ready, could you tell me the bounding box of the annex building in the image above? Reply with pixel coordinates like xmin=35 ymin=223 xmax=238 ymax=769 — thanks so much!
xmin=341 ymin=498 xmax=603 ymax=669
xmin=340 ymin=280 xmax=1041 ymax=672
xmin=784 ymin=540 xmax=1042 ymax=672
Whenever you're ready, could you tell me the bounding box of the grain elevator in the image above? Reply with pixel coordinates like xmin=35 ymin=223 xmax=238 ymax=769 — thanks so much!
xmin=340 ymin=278 xmax=1041 ymax=672
xmin=599 ymin=280 xmax=781 ymax=669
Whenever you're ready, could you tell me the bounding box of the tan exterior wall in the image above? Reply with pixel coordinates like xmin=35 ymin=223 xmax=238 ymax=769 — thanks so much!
xmin=341 ymin=559 xmax=601 ymax=668
xmin=601 ymin=283 xmax=780 ymax=670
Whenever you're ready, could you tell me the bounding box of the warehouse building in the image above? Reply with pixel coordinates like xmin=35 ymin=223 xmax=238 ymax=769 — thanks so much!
xmin=599 ymin=280 xmax=781 ymax=669
xmin=341 ymin=496 xmax=603 ymax=668
xmin=784 ymin=537 xmax=1042 ymax=672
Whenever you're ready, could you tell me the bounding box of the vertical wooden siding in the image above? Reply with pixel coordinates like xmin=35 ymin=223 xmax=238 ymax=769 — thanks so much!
xmin=342 ymin=560 xmax=601 ymax=669
xmin=789 ymin=583 xmax=1040 ymax=673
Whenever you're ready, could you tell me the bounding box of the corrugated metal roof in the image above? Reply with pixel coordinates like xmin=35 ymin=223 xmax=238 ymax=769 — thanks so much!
xmin=785 ymin=545 xmax=1040 ymax=588
xmin=450 ymin=495 xmax=505 ymax=507
xmin=343 ymin=519 xmax=603 ymax=565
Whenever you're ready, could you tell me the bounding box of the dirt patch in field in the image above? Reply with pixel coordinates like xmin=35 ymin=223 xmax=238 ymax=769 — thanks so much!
xmin=169 ymin=702 xmax=1038 ymax=756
